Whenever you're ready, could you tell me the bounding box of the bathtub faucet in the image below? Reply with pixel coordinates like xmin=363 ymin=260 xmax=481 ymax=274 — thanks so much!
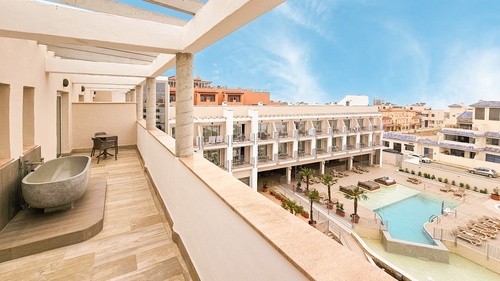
xmin=24 ymin=158 xmax=44 ymax=171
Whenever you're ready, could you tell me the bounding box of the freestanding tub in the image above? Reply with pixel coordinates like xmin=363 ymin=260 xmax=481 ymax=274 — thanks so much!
xmin=22 ymin=156 xmax=92 ymax=212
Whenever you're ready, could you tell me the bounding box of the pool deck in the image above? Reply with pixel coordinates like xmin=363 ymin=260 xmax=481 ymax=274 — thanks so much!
xmin=265 ymin=163 xmax=500 ymax=255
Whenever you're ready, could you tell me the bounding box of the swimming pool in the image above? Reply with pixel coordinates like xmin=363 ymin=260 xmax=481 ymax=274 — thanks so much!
xmin=359 ymin=184 xmax=459 ymax=245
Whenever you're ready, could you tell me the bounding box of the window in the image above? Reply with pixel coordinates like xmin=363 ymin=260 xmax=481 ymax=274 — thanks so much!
xmin=450 ymin=149 xmax=465 ymax=157
xmin=204 ymin=150 xmax=221 ymax=166
xmin=475 ymin=108 xmax=485 ymax=120
xmin=200 ymin=94 xmax=215 ymax=102
xmin=404 ymin=144 xmax=414 ymax=151
xmin=313 ymin=120 xmax=322 ymax=131
xmin=383 ymin=141 xmax=390 ymax=147
xmin=275 ymin=122 xmax=288 ymax=135
xmin=202 ymin=125 xmax=221 ymax=142
xmin=489 ymin=108 xmax=500 ymax=121
xmin=486 ymin=154 xmax=500 ymax=164
xmin=294 ymin=121 xmax=306 ymax=135
xmin=258 ymin=145 xmax=268 ymax=157
xmin=228 ymin=95 xmax=241 ymax=102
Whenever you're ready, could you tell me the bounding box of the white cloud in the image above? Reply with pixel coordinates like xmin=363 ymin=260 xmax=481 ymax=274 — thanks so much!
xmin=428 ymin=48 xmax=500 ymax=109
xmin=275 ymin=0 xmax=336 ymax=41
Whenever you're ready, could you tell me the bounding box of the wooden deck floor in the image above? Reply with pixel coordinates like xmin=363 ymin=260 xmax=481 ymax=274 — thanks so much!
xmin=0 ymin=147 xmax=192 ymax=281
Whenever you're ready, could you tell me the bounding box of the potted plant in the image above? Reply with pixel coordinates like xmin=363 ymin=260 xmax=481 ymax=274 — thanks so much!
xmin=320 ymin=173 xmax=337 ymax=209
xmin=492 ymin=187 xmax=500 ymax=201
xmin=307 ymin=189 xmax=320 ymax=226
xmin=335 ymin=202 xmax=345 ymax=217
xmin=343 ymin=185 xmax=368 ymax=223
xmin=301 ymin=210 xmax=309 ymax=219
xmin=296 ymin=181 xmax=303 ymax=193
xmin=262 ymin=180 xmax=269 ymax=192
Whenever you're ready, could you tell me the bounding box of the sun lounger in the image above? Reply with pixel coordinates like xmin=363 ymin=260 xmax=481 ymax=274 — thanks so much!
xmin=352 ymin=167 xmax=363 ymax=174
xmin=374 ymin=177 xmax=396 ymax=186
xmin=478 ymin=218 xmax=500 ymax=231
xmin=407 ymin=177 xmax=421 ymax=184
xmin=469 ymin=220 xmax=498 ymax=233
xmin=358 ymin=180 xmax=380 ymax=191
xmin=357 ymin=166 xmax=369 ymax=172
xmin=440 ymin=183 xmax=452 ymax=192
xmin=483 ymin=215 xmax=500 ymax=225
xmin=453 ymin=230 xmax=482 ymax=245
xmin=454 ymin=187 xmax=466 ymax=197
xmin=457 ymin=226 xmax=488 ymax=240
xmin=466 ymin=224 xmax=497 ymax=239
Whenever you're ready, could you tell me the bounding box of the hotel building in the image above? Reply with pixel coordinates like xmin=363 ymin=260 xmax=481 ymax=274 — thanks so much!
xmin=0 ymin=1 xmax=391 ymax=280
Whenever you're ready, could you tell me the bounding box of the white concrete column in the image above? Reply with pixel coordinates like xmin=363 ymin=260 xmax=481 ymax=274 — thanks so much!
xmin=348 ymin=156 xmax=353 ymax=171
xmin=320 ymin=161 xmax=325 ymax=175
xmin=356 ymin=133 xmax=360 ymax=148
xmin=146 ymin=77 xmax=156 ymax=130
xmin=286 ymin=167 xmax=292 ymax=184
xmin=175 ymin=52 xmax=194 ymax=157
xmin=136 ymin=85 xmax=143 ymax=120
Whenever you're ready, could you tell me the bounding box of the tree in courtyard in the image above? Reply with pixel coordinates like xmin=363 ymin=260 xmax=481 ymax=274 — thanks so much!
xmin=343 ymin=186 xmax=368 ymax=219
xmin=299 ymin=167 xmax=315 ymax=192
xmin=307 ymin=189 xmax=320 ymax=225
xmin=320 ymin=173 xmax=337 ymax=205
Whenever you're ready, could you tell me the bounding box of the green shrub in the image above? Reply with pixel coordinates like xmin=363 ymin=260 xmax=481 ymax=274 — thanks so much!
xmin=452 ymin=180 xmax=456 ymax=186
xmin=405 ymin=168 xmax=409 ymax=173
xmin=444 ymin=178 xmax=448 ymax=184
xmin=431 ymin=175 xmax=436 ymax=180
xmin=411 ymin=170 xmax=415 ymax=175
xmin=460 ymin=183 xmax=464 ymax=188
xmin=438 ymin=177 xmax=442 ymax=182
xmin=473 ymin=186 xmax=478 ymax=192
xmin=484 ymin=188 xmax=488 ymax=194
xmin=399 ymin=168 xmax=404 ymax=172
xmin=418 ymin=171 xmax=422 ymax=177
xmin=465 ymin=183 xmax=470 ymax=189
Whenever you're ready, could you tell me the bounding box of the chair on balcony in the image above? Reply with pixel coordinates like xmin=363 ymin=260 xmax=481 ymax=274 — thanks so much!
xmin=91 ymin=137 xmax=117 ymax=164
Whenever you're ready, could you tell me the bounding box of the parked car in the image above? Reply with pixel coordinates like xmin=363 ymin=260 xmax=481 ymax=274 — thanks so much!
xmin=382 ymin=148 xmax=403 ymax=155
xmin=407 ymin=153 xmax=431 ymax=163
xmin=467 ymin=167 xmax=498 ymax=178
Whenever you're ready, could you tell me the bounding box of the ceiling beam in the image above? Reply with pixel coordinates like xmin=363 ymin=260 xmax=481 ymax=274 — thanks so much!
xmin=71 ymin=75 xmax=144 ymax=85
xmin=46 ymin=58 xmax=152 ymax=77
xmin=182 ymin=0 xmax=285 ymax=54
xmin=144 ymin=0 xmax=204 ymax=15
xmin=52 ymin=0 xmax=187 ymax=26
xmin=0 ymin=0 xmax=183 ymax=53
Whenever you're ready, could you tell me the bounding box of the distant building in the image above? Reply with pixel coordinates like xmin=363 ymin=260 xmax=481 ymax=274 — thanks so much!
xmin=337 ymin=95 xmax=369 ymax=106
xmin=382 ymin=100 xmax=500 ymax=171
xmin=167 ymin=76 xmax=279 ymax=106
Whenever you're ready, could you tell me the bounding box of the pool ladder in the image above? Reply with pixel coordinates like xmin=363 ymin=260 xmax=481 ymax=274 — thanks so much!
xmin=429 ymin=214 xmax=440 ymax=223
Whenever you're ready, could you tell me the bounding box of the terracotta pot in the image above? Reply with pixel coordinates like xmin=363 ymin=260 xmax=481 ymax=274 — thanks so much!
xmin=301 ymin=212 xmax=309 ymax=219
xmin=351 ymin=214 xmax=360 ymax=223
xmin=491 ymin=194 xmax=500 ymax=201
xmin=328 ymin=203 xmax=334 ymax=210
xmin=336 ymin=209 xmax=345 ymax=217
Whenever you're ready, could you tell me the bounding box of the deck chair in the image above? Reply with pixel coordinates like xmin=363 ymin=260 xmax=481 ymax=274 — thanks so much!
xmin=457 ymin=226 xmax=488 ymax=240
xmin=91 ymin=137 xmax=117 ymax=164
xmin=455 ymin=232 xmax=482 ymax=246
xmin=454 ymin=187 xmax=466 ymax=197
xmin=440 ymin=184 xmax=452 ymax=192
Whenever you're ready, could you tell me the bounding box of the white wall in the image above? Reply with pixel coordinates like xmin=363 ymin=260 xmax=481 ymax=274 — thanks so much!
xmin=72 ymin=103 xmax=137 ymax=149
xmin=0 ymin=38 xmax=71 ymax=160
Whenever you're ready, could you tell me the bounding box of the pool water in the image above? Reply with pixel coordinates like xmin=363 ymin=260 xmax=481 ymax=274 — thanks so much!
xmin=359 ymin=184 xmax=458 ymax=245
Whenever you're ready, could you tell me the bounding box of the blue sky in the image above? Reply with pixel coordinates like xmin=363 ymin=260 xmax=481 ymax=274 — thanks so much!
xmin=128 ymin=1 xmax=500 ymax=109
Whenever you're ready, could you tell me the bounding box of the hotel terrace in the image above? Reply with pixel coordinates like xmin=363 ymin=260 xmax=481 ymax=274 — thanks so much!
xmin=0 ymin=1 xmax=392 ymax=280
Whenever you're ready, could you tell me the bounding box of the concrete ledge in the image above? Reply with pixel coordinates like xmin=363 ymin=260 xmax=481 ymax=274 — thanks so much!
xmin=382 ymin=230 xmax=449 ymax=263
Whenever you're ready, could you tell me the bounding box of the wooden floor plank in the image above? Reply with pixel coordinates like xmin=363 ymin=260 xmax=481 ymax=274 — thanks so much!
xmin=0 ymin=147 xmax=192 ymax=280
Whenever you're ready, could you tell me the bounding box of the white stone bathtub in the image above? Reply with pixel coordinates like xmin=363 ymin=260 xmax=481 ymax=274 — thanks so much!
xmin=22 ymin=156 xmax=92 ymax=212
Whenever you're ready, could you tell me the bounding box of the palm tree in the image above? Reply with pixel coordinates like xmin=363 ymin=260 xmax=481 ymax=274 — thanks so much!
xmin=299 ymin=167 xmax=315 ymax=191
xmin=307 ymin=189 xmax=320 ymax=225
xmin=320 ymin=173 xmax=337 ymax=206
xmin=343 ymin=186 xmax=368 ymax=221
